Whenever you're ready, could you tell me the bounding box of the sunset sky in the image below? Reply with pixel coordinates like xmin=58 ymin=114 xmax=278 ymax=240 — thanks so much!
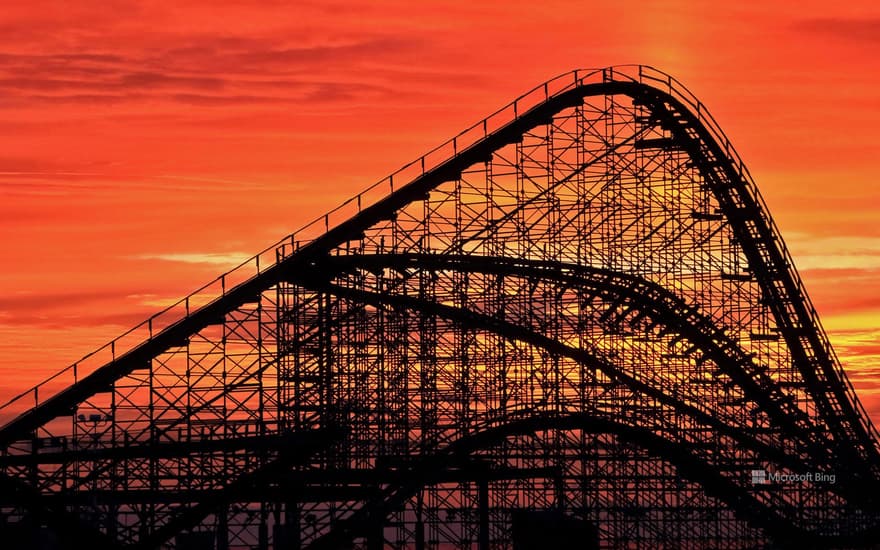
xmin=1 ymin=2 xmax=879 ymax=422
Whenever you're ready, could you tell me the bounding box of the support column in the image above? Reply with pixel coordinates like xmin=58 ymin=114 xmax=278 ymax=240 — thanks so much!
xmin=217 ymin=505 xmax=228 ymax=550
xmin=258 ymin=502 xmax=268 ymax=550
xmin=282 ymin=500 xmax=300 ymax=550
xmin=415 ymin=491 xmax=425 ymax=550
xmin=479 ymin=479 xmax=489 ymax=550
xmin=368 ymin=516 xmax=384 ymax=550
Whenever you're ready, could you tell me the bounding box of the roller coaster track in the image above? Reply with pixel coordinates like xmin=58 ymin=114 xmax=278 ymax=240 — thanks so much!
xmin=1 ymin=65 xmax=878 ymax=549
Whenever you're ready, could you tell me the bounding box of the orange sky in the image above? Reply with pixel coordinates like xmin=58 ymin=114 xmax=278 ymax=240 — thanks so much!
xmin=1 ymin=1 xmax=879 ymax=422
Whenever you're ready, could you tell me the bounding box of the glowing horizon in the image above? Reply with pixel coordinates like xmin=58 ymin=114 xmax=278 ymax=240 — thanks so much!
xmin=1 ymin=2 xmax=878 ymax=425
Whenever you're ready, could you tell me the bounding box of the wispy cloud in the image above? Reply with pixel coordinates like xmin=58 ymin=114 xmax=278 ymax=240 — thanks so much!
xmin=787 ymin=233 xmax=880 ymax=271
xmin=0 ymin=288 xmax=158 ymax=331
xmin=0 ymin=35 xmax=412 ymax=108
xmin=129 ymin=252 xmax=252 ymax=267
xmin=0 ymin=289 xmax=117 ymax=312
xmin=795 ymin=18 xmax=880 ymax=44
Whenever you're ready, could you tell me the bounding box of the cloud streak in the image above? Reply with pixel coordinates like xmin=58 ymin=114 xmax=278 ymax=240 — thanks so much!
xmin=130 ymin=252 xmax=253 ymax=267
xmin=0 ymin=35 xmax=414 ymax=108
xmin=795 ymin=18 xmax=880 ymax=44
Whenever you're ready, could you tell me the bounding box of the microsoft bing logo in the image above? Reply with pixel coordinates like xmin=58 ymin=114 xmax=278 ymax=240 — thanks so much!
xmin=750 ymin=470 xmax=768 ymax=485
xmin=749 ymin=469 xmax=836 ymax=485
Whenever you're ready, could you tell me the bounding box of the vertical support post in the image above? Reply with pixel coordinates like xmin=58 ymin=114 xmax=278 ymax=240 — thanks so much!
xmin=368 ymin=521 xmax=384 ymax=550
xmin=284 ymin=500 xmax=300 ymax=550
xmin=479 ymin=478 xmax=489 ymax=550
xmin=555 ymin=469 xmax=566 ymax=511
xmin=415 ymin=491 xmax=425 ymax=550
xmin=258 ymin=503 xmax=269 ymax=550
xmin=217 ymin=505 xmax=229 ymax=550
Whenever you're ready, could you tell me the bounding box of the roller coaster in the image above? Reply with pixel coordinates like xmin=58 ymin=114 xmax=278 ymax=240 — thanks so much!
xmin=1 ymin=65 xmax=878 ymax=549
